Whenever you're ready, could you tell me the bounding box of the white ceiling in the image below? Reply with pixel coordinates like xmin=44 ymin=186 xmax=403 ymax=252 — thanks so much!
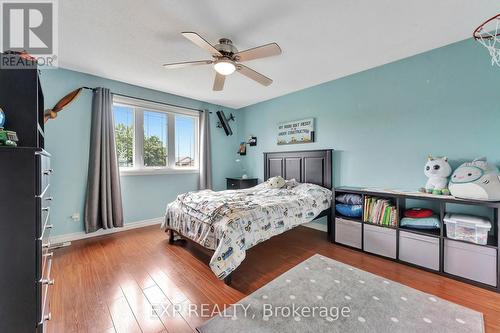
xmin=59 ymin=0 xmax=500 ymax=109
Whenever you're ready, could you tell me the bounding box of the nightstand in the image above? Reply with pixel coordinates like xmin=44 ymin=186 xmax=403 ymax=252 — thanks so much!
xmin=226 ymin=177 xmax=258 ymax=190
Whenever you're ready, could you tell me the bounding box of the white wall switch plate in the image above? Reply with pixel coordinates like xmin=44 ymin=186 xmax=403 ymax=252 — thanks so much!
xmin=71 ymin=213 xmax=80 ymax=222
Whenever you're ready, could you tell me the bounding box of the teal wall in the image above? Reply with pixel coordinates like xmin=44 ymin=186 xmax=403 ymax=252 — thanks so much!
xmin=40 ymin=69 xmax=240 ymax=236
xmin=42 ymin=38 xmax=500 ymax=236
xmin=237 ymin=39 xmax=500 ymax=192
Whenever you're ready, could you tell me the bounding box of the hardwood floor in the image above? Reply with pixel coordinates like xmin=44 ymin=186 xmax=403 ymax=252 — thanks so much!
xmin=48 ymin=225 xmax=500 ymax=333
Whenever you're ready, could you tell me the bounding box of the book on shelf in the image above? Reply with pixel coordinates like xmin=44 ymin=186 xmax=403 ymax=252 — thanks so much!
xmin=363 ymin=196 xmax=398 ymax=227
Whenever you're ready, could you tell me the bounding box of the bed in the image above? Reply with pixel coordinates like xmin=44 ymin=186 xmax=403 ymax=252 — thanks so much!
xmin=161 ymin=149 xmax=333 ymax=284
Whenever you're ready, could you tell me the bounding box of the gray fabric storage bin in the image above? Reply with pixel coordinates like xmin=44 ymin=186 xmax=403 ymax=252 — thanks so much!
xmin=399 ymin=231 xmax=439 ymax=271
xmin=363 ymin=224 xmax=397 ymax=259
xmin=444 ymin=239 xmax=497 ymax=287
xmin=335 ymin=218 xmax=362 ymax=249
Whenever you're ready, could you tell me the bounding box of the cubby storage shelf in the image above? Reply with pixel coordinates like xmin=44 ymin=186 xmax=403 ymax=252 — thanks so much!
xmin=443 ymin=235 xmax=498 ymax=249
xmin=332 ymin=186 xmax=500 ymax=292
xmin=399 ymin=226 xmax=440 ymax=238
xmin=336 ymin=186 xmax=500 ymax=208
xmin=363 ymin=221 xmax=397 ymax=229
xmin=335 ymin=215 xmax=362 ymax=223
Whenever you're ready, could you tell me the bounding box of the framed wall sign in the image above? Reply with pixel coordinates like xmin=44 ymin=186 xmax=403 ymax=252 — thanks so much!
xmin=277 ymin=118 xmax=315 ymax=145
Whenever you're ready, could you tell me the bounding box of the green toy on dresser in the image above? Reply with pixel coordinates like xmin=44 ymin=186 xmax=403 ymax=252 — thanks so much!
xmin=0 ymin=108 xmax=18 ymax=147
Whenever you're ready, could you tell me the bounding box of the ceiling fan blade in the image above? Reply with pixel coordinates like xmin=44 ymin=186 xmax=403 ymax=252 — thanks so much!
xmin=213 ymin=72 xmax=225 ymax=91
xmin=162 ymin=60 xmax=212 ymax=69
xmin=235 ymin=43 xmax=281 ymax=62
xmin=236 ymin=64 xmax=273 ymax=86
xmin=182 ymin=32 xmax=222 ymax=56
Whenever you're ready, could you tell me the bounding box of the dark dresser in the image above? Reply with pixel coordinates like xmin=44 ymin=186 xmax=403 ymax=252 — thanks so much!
xmin=0 ymin=54 xmax=53 ymax=332
xmin=226 ymin=177 xmax=258 ymax=190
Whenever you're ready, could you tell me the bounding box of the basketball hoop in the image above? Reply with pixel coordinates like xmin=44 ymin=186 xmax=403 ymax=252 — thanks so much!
xmin=474 ymin=14 xmax=500 ymax=67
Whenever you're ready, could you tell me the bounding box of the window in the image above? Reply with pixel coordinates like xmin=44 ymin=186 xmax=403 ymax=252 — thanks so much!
xmin=113 ymin=105 xmax=134 ymax=167
xmin=143 ymin=111 xmax=167 ymax=167
xmin=175 ymin=115 xmax=196 ymax=167
xmin=113 ymin=96 xmax=199 ymax=174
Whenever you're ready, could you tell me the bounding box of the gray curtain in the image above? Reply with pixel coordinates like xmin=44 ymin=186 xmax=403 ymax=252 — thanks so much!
xmin=84 ymin=88 xmax=124 ymax=233
xmin=199 ymin=110 xmax=213 ymax=190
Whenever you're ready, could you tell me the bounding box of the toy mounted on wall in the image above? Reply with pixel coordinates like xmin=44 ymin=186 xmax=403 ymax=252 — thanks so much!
xmin=420 ymin=155 xmax=452 ymax=195
xmin=44 ymin=87 xmax=88 ymax=123
xmin=247 ymin=136 xmax=257 ymax=146
xmin=449 ymin=157 xmax=500 ymax=201
xmin=237 ymin=136 xmax=257 ymax=155
xmin=216 ymin=110 xmax=234 ymax=136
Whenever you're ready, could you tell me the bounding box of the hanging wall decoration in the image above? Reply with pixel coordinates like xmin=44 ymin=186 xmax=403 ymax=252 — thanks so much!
xmin=277 ymin=118 xmax=315 ymax=145
xmin=238 ymin=142 xmax=247 ymax=155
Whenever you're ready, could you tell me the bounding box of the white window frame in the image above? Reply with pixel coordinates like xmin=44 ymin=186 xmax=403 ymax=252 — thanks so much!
xmin=113 ymin=95 xmax=200 ymax=176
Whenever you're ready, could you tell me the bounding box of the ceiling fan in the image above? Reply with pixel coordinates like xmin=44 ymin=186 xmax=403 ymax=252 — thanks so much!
xmin=162 ymin=32 xmax=281 ymax=91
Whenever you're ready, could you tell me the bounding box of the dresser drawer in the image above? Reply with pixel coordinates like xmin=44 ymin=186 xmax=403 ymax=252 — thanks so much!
xmin=41 ymin=251 xmax=53 ymax=285
xmin=40 ymin=228 xmax=51 ymax=255
xmin=38 ymin=198 xmax=53 ymax=332
xmin=226 ymin=178 xmax=258 ymax=190
xmin=39 ymin=221 xmax=52 ymax=277
xmin=37 ymin=171 xmax=53 ymax=238
xmin=36 ymin=227 xmax=52 ymax=282
xmin=37 ymin=249 xmax=53 ymax=330
xmin=39 ymin=278 xmax=52 ymax=327
xmin=227 ymin=179 xmax=239 ymax=189
xmin=37 ymin=154 xmax=52 ymax=196
xmin=40 ymin=251 xmax=54 ymax=286
xmin=39 ymin=204 xmax=53 ymax=241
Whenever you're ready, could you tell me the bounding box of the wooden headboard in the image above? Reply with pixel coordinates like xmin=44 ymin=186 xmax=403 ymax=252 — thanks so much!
xmin=264 ymin=149 xmax=332 ymax=189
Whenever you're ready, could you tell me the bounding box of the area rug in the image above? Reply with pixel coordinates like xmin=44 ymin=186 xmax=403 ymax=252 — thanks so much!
xmin=197 ymin=254 xmax=484 ymax=333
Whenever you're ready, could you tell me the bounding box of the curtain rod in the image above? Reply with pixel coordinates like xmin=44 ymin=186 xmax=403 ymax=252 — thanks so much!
xmin=82 ymin=87 xmax=211 ymax=113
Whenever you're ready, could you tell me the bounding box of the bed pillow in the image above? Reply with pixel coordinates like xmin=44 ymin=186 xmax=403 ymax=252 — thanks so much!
xmin=336 ymin=193 xmax=363 ymax=205
xmin=400 ymin=216 xmax=441 ymax=229
xmin=285 ymin=178 xmax=300 ymax=189
xmin=335 ymin=204 xmax=363 ymax=218
xmin=268 ymin=176 xmax=286 ymax=189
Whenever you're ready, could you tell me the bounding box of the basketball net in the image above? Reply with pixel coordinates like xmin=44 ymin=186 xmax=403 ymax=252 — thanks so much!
xmin=474 ymin=14 xmax=500 ymax=67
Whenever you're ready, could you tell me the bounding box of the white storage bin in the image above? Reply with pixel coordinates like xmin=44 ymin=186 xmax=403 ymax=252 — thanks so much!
xmin=335 ymin=218 xmax=362 ymax=249
xmin=363 ymin=224 xmax=397 ymax=259
xmin=444 ymin=239 xmax=497 ymax=286
xmin=399 ymin=231 xmax=439 ymax=271
xmin=444 ymin=213 xmax=492 ymax=245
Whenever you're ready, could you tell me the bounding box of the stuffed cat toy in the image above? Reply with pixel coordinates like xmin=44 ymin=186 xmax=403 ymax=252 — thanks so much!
xmin=449 ymin=157 xmax=500 ymax=201
xmin=420 ymin=156 xmax=452 ymax=195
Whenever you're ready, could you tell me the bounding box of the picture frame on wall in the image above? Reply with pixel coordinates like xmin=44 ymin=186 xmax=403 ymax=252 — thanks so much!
xmin=277 ymin=118 xmax=315 ymax=145
xmin=238 ymin=142 xmax=247 ymax=155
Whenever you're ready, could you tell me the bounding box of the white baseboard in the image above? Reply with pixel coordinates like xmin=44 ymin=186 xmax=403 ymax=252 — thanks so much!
xmin=303 ymin=221 xmax=328 ymax=232
xmin=50 ymin=217 xmax=163 ymax=244
xmin=51 ymin=216 xmax=325 ymax=245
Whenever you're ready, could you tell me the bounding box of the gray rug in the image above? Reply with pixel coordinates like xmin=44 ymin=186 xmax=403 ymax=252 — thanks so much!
xmin=197 ymin=254 xmax=484 ymax=333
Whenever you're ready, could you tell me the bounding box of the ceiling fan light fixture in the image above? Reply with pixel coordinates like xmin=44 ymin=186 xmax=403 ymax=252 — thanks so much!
xmin=163 ymin=32 xmax=281 ymax=91
xmin=213 ymin=59 xmax=236 ymax=76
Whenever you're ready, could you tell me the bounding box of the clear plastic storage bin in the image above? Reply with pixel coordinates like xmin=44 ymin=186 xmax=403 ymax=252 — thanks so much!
xmin=444 ymin=213 xmax=492 ymax=245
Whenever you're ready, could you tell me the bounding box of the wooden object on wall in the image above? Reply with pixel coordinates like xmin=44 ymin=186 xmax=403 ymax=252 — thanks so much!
xmin=44 ymin=87 xmax=84 ymax=123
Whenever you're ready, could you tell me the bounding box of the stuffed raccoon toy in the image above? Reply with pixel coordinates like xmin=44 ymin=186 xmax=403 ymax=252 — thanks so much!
xmin=449 ymin=157 xmax=500 ymax=201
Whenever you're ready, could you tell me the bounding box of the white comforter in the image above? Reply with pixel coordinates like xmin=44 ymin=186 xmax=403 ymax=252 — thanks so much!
xmin=162 ymin=182 xmax=332 ymax=279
